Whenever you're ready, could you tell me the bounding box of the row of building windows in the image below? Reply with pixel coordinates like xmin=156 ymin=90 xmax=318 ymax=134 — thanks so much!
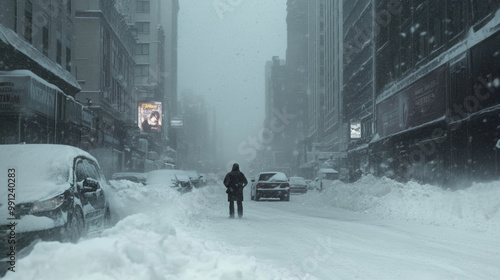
xmin=20 ymin=0 xmax=73 ymax=71
xmin=375 ymin=0 xmax=500 ymax=94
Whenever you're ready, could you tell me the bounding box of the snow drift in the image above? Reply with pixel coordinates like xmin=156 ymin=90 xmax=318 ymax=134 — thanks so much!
xmin=303 ymin=175 xmax=500 ymax=235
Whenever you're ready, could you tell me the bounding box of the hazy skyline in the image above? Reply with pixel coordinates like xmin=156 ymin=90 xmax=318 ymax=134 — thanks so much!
xmin=178 ymin=0 xmax=287 ymax=171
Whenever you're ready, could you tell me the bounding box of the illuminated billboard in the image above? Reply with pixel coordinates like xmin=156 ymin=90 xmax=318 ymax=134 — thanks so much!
xmin=138 ymin=101 xmax=162 ymax=133
xmin=350 ymin=120 xmax=361 ymax=139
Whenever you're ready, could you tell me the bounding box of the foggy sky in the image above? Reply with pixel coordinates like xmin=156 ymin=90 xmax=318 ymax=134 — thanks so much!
xmin=178 ymin=0 xmax=287 ymax=172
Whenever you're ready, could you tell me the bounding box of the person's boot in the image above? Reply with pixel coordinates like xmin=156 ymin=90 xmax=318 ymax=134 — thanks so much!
xmin=229 ymin=201 xmax=235 ymax=218
xmin=237 ymin=201 xmax=243 ymax=218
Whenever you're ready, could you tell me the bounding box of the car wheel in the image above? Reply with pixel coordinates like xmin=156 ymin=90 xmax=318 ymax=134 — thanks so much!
xmin=285 ymin=192 xmax=290 ymax=201
xmin=66 ymin=208 xmax=85 ymax=243
xmin=255 ymin=192 xmax=260 ymax=201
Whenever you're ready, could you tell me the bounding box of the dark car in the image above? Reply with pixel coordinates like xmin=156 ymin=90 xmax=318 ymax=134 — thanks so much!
xmin=250 ymin=172 xmax=290 ymax=201
xmin=289 ymin=176 xmax=308 ymax=194
xmin=0 ymin=144 xmax=112 ymax=259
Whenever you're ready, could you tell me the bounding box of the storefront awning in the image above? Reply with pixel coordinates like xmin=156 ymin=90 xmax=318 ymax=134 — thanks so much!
xmin=0 ymin=24 xmax=81 ymax=95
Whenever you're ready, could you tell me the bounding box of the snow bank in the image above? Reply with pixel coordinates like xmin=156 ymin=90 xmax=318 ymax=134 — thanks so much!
xmin=6 ymin=181 xmax=302 ymax=280
xmin=303 ymin=175 xmax=500 ymax=235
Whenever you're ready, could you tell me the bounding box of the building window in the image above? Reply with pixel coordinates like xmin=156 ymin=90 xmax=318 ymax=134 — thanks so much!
xmin=135 ymin=65 xmax=149 ymax=76
xmin=42 ymin=27 xmax=49 ymax=56
xmin=66 ymin=47 xmax=71 ymax=71
xmin=135 ymin=22 xmax=150 ymax=34
xmin=56 ymin=40 xmax=62 ymax=64
xmin=428 ymin=1 xmax=445 ymax=56
xmin=446 ymin=0 xmax=466 ymax=43
xmin=413 ymin=1 xmax=428 ymax=64
xmin=136 ymin=1 xmax=150 ymax=13
xmin=25 ymin=0 xmax=33 ymax=43
xmin=135 ymin=43 xmax=149 ymax=55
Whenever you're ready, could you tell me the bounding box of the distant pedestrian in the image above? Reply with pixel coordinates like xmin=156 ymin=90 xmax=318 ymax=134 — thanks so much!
xmin=223 ymin=163 xmax=248 ymax=218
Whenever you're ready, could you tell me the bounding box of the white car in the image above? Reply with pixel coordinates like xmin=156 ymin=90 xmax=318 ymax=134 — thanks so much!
xmin=315 ymin=168 xmax=340 ymax=191
xmin=0 ymin=144 xmax=112 ymax=257
xmin=289 ymin=176 xmax=308 ymax=194
xmin=250 ymin=172 xmax=290 ymax=201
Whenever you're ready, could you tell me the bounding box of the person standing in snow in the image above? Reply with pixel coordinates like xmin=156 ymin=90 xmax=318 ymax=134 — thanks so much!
xmin=223 ymin=163 xmax=248 ymax=218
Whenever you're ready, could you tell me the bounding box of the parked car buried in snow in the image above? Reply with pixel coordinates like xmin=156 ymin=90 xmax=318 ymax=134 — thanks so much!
xmin=288 ymin=176 xmax=308 ymax=194
xmin=250 ymin=172 xmax=290 ymax=201
xmin=111 ymin=172 xmax=147 ymax=185
xmin=146 ymin=169 xmax=191 ymax=193
xmin=315 ymin=168 xmax=340 ymax=191
xmin=185 ymin=170 xmax=204 ymax=188
xmin=0 ymin=144 xmax=112 ymax=258
xmin=175 ymin=173 xmax=194 ymax=193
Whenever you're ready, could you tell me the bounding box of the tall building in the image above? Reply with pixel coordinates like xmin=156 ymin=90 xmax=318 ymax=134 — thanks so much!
xmin=161 ymin=0 xmax=180 ymax=152
xmin=119 ymin=0 xmax=179 ymax=157
xmin=177 ymin=90 xmax=209 ymax=171
xmin=321 ymin=1 xmax=344 ymax=154
xmin=302 ymin=1 xmax=345 ymax=177
xmin=302 ymin=0 xmax=326 ymax=177
xmin=370 ymin=0 xmax=500 ymax=185
xmin=74 ymin=0 xmax=138 ymax=177
xmin=343 ymin=0 xmax=375 ymax=180
xmin=261 ymin=56 xmax=287 ymax=172
xmin=0 ymin=0 xmax=88 ymax=146
xmin=285 ymin=0 xmax=309 ymax=174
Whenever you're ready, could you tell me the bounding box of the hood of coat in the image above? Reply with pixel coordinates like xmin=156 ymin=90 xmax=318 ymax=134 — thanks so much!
xmin=230 ymin=163 xmax=240 ymax=176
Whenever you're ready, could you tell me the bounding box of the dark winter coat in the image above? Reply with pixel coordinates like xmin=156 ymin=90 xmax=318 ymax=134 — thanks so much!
xmin=224 ymin=163 xmax=248 ymax=202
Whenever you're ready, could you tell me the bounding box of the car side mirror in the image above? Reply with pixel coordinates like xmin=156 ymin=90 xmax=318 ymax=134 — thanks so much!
xmin=82 ymin=178 xmax=99 ymax=193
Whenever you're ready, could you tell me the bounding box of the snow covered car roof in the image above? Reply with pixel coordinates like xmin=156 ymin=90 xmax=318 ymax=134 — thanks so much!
xmin=176 ymin=174 xmax=192 ymax=182
xmin=318 ymin=168 xmax=339 ymax=173
xmin=0 ymin=144 xmax=98 ymax=211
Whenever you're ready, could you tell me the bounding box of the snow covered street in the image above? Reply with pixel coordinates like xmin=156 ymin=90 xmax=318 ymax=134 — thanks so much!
xmin=5 ymin=176 xmax=500 ymax=280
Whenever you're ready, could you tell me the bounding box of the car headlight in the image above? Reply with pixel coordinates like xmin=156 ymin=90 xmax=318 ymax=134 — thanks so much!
xmin=32 ymin=194 xmax=65 ymax=213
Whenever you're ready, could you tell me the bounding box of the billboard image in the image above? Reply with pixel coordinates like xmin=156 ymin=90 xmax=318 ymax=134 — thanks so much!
xmin=350 ymin=120 xmax=361 ymax=139
xmin=138 ymin=101 xmax=162 ymax=133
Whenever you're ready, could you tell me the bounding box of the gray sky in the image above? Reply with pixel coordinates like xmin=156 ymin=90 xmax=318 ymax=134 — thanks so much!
xmin=178 ymin=0 xmax=287 ymax=171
